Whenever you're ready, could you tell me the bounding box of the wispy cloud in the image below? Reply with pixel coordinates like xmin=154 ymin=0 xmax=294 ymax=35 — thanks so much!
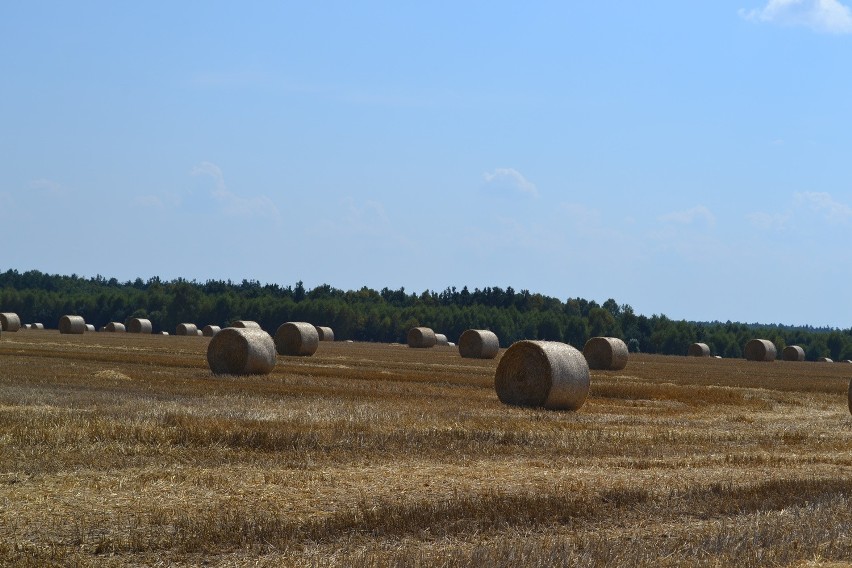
xmin=483 ymin=168 xmax=539 ymax=198
xmin=28 ymin=178 xmax=65 ymax=195
xmin=747 ymin=211 xmax=790 ymax=230
xmin=796 ymin=191 xmax=852 ymax=222
xmin=659 ymin=205 xmax=716 ymax=227
xmin=191 ymin=161 xmax=281 ymax=220
xmin=342 ymin=197 xmax=391 ymax=237
xmin=739 ymin=0 xmax=852 ymax=34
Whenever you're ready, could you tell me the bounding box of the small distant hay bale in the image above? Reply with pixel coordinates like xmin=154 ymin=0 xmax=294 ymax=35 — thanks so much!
xmin=85 ymin=324 xmax=95 ymax=332
xmin=105 ymin=322 xmax=126 ymax=332
xmin=713 ymin=355 xmax=722 ymax=359
xmin=407 ymin=327 xmax=437 ymax=348
xmin=275 ymin=322 xmax=319 ymax=356
xmin=459 ymin=329 xmax=500 ymax=359
xmin=207 ymin=327 xmax=276 ymax=375
xmin=688 ymin=343 xmax=711 ymax=357
xmin=315 ymin=326 xmax=335 ymax=342
xmin=848 ymin=379 xmax=852 ymax=416
xmin=31 ymin=323 xmax=44 ymax=330
xmin=59 ymin=315 xmax=86 ymax=334
xmin=160 ymin=331 xmax=169 ymax=336
xmin=744 ymin=339 xmax=776 ymax=362
xmin=434 ymin=333 xmax=449 ymax=346
xmin=175 ymin=323 xmax=198 ymax=336
xmin=20 ymin=324 xmax=29 ymax=330
xmin=127 ymin=318 xmax=153 ymax=334
xmin=231 ymin=320 xmax=261 ymax=329
xmin=196 ymin=329 xmax=203 ymax=336
xmin=495 ymin=340 xmax=590 ymax=411
xmin=818 ymin=357 xmax=834 ymax=363
xmin=782 ymin=345 xmax=805 ymax=362
xmin=345 ymin=340 xmax=354 ymax=343
xmin=583 ymin=337 xmax=629 ymax=371
xmin=0 ymin=313 xmax=21 ymax=332
xmin=202 ymin=325 xmax=221 ymax=337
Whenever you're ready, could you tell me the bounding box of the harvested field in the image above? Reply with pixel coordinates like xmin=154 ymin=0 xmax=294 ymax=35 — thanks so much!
xmin=0 ymin=332 xmax=851 ymax=566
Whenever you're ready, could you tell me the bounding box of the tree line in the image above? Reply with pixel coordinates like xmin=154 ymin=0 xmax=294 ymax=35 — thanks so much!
xmin=1 ymin=269 xmax=851 ymax=360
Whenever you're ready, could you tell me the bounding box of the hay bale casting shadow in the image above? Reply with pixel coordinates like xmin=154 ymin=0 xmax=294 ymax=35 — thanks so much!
xmin=59 ymin=315 xmax=86 ymax=335
xmin=207 ymin=327 xmax=276 ymax=375
xmin=583 ymin=337 xmax=629 ymax=370
xmin=458 ymin=329 xmax=500 ymax=359
xmin=744 ymin=339 xmax=776 ymax=362
xmin=274 ymin=322 xmax=319 ymax=356
xmin=408 ymin=327 xmax=437 ymax=348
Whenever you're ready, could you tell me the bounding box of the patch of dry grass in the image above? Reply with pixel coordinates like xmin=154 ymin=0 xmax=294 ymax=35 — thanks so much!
xmin=1 ymin=332 xmax=851 ymax=566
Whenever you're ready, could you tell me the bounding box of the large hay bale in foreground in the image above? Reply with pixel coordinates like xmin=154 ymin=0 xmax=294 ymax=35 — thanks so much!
xmin=105 ymin=322 xmax=125 ymax=332
xmin=127 ymin=318 xmax=153 ymax=334
xmin=315 ymin=326 xmax=335 ymax=342
xmin=458 ymin=329 xmax=500 ymax=359
xmin=231 ymin=320 xmax=261 ymax=329
xmin=0 ymin=313 xmax=21 ymax=332
xmin=744 ymin=339 xmax=776 ymax=362
xmin=688 ymin=343 xmax=711 ymax=357
xmin=407 ymin=327 xmax=437 ymax=348
xmin=782 ymin=345 xmax=805 ymax=361
xmin=434 ymin=333 xmax=449 ymax=346
xmin=175 ymin=323 xmax=198 ymax=336
xmin=275 ymin=322 xmax=319 ymax=356
xmin=202 ymin=325 xmax=221 ymax=337
xmin=207 ymin=327 xmax=276 ymax=375
xmin=583 ymin=337 xmax=629 ymax=370
xmin=59 ymin=315 xmax=86 ymax=335
xmin=495 ymin=340 xmax=590 ymax=411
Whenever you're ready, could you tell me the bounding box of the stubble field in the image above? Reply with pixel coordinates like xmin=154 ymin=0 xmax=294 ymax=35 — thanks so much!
xmin=0 ymin=330 xmax=851 ymax=567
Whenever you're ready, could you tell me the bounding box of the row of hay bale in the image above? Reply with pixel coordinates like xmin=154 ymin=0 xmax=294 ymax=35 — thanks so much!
xmin=688 ymin=339 xmax=845 ymax=362
xmin=207 ymin=321 xmax=324 ymax=374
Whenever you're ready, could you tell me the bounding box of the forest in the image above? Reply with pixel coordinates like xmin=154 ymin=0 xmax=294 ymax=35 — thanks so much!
xmin=1 ymin=268 xmax=850 ymax=360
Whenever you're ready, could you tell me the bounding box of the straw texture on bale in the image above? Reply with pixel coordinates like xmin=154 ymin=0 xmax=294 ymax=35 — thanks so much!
xmin=31 ymin=323 xmax=44 ymax=330
xmin=782 ymin=345 xmax=805 ymax=362
xmin=434 ymin=333 xmax=449 ymax=346
xmin=231 ymin=320 xmax=261 ymax=329
xmin=688 ymin=343 xmax=711 ymax=357
xmin=59 ymin=315 xmax=86 ymax=335
xmin=202 ymin=325 xmax=221 ymax=337
xmin=85 ymin=324 xmax=95 ymax=332
xmin=315 ymin=326 xmax=335 ymax=342
xmin=176 ymin=323 xmax=198 ymax=336
xmin=458 ymin=329 xmax=500 ymax=359
xmin=127 ymin=318 xmax=153 ymax=334
xmin=744 ymin=339 xmax=776 ymax=362
xmin=105 ymin=322 xmax=125 ymax=332
xmin=407 ymin=326 xmax=437 ymax=348
xmin=583 ymin=337 xmax=629 ymax=371
xmin=495 ymin=340 xmax=590 ymax=411
xmin=818 ymin=357 xmax=834 ymax=363
xmin=275 ymin=322 xmax=320 ymax=356
xmin=0 ymin=313 xmax=21 ymax=332
xmin=207 ymin=327 xmax=276 ymax=375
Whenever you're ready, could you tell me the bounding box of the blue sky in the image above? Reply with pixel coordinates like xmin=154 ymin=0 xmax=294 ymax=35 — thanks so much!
xmin=2 ymin=1 xmax=852 ymax=327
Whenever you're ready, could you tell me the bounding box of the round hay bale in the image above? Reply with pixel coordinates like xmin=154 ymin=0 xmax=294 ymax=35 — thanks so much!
xmin=434 ymin=333 xmax=449 ymax=346
xmin=105 ymin=322 xmax=125 ymax=332
xmin=582 ymin=337 xmax=629 ymax=371
xmin=197 ymin=329 xmax=203 ymax=336
xmin=407 ymin=326 xmax=437 ymax=348
xmin=21 ymin=324 xmax=31 ymax=330
xmin=818 ymin=357 xmax=834 ymax=363
xmin=202 ymin=325 xmax=221 ymax=337
xmin=0 ymin=313 xmax=21 ymax=332
xmin=231 ymin=320 xmax=261 ymax=329
xmin=175 ymin=323 xmax=198 ymax=336
xmin=127 ymin=318 xmax=153 ymax=334
xmin=782 ymin=345 xmax=805 ymax=362
xmin=85 ymin=324 xmax=95 ymax=332
xmin=744 ymin=339 xmax=776 ymax=362
xmin=495 ymin=340 xmax=590 ymax=411
xmin=848 ymin=378 xmax=852 ymax=416
xmin=207 ymin=327 xmax=276 ymax=375
xmin=31 ymin=323 xmax=44 ymax=330
xmin=688 ymin=342 xmax=711 ymax=357
xmin=315 ymin=326 xmax=335 ymax=342
xmin=59 ymin=315 xmax=86 ymax=335
xmin=458 ymin=329 xmax=500 ymax=359
xmin=160 ymin=332 xmax=169 ymax=335
xmin=275 ymin=322 xmax=319 ymax=356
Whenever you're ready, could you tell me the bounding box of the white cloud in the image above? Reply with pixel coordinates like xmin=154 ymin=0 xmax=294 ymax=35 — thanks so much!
xmin=739 ymin=0 xmax=852 ymax=34
xmin=191 ymin=161 xmax=280 ymax=220
xmin=659 ymin=205 xmax=716 ymax=227
xmin=795 ymin=191 xmax=852 ymax=221
xmin=342 ymin=198 xmax=391 ymax=237
xmin=28 ymin=178 xmax=65 ymax=195
xmin=747 ymin=211 xmax=790 ymax=229
xmin=482 ymin=168 xmax=539 ymax=197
